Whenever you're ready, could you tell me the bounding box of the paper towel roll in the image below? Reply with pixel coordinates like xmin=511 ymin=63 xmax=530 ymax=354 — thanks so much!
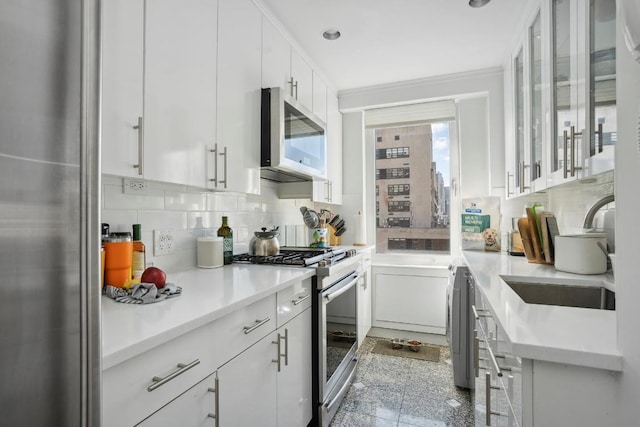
xmin=354 ymin=211 xmax=366 ymax=246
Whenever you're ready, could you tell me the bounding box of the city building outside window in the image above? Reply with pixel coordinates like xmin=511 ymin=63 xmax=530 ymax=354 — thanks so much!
xmin=374 ymin=123 xmax=451 ymax=254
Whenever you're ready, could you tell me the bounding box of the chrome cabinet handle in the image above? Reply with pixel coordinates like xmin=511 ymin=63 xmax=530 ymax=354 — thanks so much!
xmin=243 ymin=317 xmax=270 ymax=334
xmin=570 ymin=125 xmax=583 ymax=177
xmin=272 ymin=329 xmax=289 ymax=372
xmin=133 ymin=116 xmax=144 ymax=175
xmin=283 ymin=328 xmax=289 ymax=367
xmin=292 ymin=294 xmax=310 ymax=306
xmin=147 ymin=359 xmax=200 ymax=392
xmin=506 ymin=172 xmax=514 ymax=196
xmin=219 ymin=146 xmax=228 ymax=188
xmin=325 ymin=181 xmax=330 ymax=201
xmin=596 ymin=122 xmax=603 ymax=153
xmin=507 ymin=374 xmax=515 ymax=426
xmin=207 ymin=377 xmax=219 ymax=427
xmin=288 ymin=77 xmax=295 ymax=98
xmin=486 ymin=344 xmax=503 ymax=377
xmin=563 ymin=129 xmax=570 ymax=179
xmin=535 ymin=160 xmax=541 ymax=179
xmin=209 ymin=144 xmax=218 ymax=186
xmin=472 ymin=305 xmax=490 ymax=320
xmin=519 ymin=161 xmax=530 ymax=193
xmin=272 ymin=332 xmax=282 ymax=372
xmin=294 ymin=80 xmax=298 ymax=99
xmin=486 ymin=371 xmax=492 ymax=426
xmin=329 ymin=181 xmax=333 ymax=202
xmin=474 ymin=330 xmax=480 ymax=378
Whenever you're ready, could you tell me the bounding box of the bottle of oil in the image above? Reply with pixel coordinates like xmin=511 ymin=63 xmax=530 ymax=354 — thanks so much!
xmin=132 ymin=224 xmax=146 ymax=279
xmin=217 ymin=216 xmax=233 ymax=265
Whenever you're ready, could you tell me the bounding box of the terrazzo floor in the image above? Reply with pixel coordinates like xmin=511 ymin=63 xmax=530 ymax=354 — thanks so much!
xmin=329 ymin=336 xmax=474 ymax=427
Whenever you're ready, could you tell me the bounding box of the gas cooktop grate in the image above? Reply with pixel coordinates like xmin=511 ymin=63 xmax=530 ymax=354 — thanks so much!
xmin=233 ymin=247 xmax=345 ymax=267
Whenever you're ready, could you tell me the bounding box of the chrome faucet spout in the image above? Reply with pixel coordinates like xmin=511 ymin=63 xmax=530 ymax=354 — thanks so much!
xmin=583 ymin=194 xmax=614 ymax=229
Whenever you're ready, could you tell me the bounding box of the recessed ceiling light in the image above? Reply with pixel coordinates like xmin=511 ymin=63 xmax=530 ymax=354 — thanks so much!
xmin=323 ymin=29 xmax=341 ymax=41
xmin=469 ymin=0 xmax=490 ymax=7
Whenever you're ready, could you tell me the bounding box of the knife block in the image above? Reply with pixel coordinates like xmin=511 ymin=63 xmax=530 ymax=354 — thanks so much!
xmin=328 ymin=224 xmax=342 ymax=246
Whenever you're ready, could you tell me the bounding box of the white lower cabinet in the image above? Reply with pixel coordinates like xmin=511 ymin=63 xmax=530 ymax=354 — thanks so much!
xmin=372 ymin=266 xmax=448 ymax=334
xmin=137 ymin=373 xmax=217 ymax=426
xmin=357 ymin=250 xmax=373 ymax=348
xmin=216 ymin=332 xmax=278 ymax=426
xmin=104 ymin=282 xmax=312 ymax=427
xmin=473 ymin=278 xmax=617 ymax=427
xmin=276 ymin=308 xmax=313 ymax=427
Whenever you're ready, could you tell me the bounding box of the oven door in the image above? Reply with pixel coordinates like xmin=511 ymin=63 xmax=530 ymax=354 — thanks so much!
xmin=319 ymin=271 xmax=360 ymax=420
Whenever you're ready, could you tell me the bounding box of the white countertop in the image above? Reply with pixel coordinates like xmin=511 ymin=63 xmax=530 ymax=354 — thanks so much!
xmin=463 ymin=250 xmax=622 ymax=372
xmin=101 ymin=264 xmax=315 ymax=370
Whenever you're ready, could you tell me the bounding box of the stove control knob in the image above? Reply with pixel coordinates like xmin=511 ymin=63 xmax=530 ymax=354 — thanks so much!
xmin=345 ymin=249 xmax=357 ymax=257
xmin=318 ymin=260 xmax=329 ymax=267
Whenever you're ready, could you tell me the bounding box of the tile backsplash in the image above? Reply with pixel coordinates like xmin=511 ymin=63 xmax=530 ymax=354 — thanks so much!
xmin=101 ymin=175 xmax=309 ymax=273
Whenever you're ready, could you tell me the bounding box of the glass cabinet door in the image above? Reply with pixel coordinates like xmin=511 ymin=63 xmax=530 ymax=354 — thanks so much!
xmin=529 ymin=12 xmax=543 ymax=183
xmin=551 ymin=0 xmax=577 ymax=181
xmin=587 ymin=0 xmax=616 ymax=169
xmin=514 ymin=48 xmax=527 ymax=194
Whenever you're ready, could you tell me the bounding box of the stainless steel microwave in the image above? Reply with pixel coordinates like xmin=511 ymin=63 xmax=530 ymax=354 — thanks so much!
xmin=261 ymin=87 xmax=327 ymax=182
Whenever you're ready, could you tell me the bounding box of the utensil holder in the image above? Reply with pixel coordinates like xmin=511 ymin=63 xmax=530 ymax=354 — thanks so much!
xmin=328 ymin=224 xmax=341 ymax=246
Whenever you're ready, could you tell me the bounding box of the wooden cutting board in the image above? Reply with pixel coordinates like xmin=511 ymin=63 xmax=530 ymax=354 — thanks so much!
xmin=525 ymin=207 xmax=544 ymax=263
xmin=517 ymin=217 xmax=536 ymax=262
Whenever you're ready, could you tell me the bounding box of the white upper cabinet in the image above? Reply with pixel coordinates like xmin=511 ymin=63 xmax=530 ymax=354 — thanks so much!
xmin=262 ymin=16 xmax=292 ymax=90
xmin=213 ymin=0 xmax=262 ymax=194
xmin=101 ymin=0 xmax=217 ymax=187
xmin=101 ymin=0 xmax=144 ymax=178
xmin=290 ymin=49 xmax=314 ymax=112
xmin=313 ymin=89 xmax=343 ymax=205
xmin=144 ymin=0 xmax=217 ymax=187
xmin=312 ymin=72 xmax=328 ymax=123
xmin=506 ymin=0 xmax=616 ymax=197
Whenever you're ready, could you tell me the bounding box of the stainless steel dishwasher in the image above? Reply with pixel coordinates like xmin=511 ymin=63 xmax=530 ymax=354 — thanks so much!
xmin=447 ymin=263 xmax=475 ymax=389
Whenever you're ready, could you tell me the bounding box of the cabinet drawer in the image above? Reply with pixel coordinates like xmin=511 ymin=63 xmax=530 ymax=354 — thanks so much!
xmin=137 ymin=373 xmax=216 ymax=426
xmin=103 ymin=322 xmax=218 ymax=427
xmin=215 ymin=294 xmax=277 ymax=364
xmin=277 ymin=278 xmax=312 ymax=327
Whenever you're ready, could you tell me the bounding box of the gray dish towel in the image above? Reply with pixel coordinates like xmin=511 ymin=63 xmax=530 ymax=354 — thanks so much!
xmin=104 ymin=283 xmax=182 ymax=304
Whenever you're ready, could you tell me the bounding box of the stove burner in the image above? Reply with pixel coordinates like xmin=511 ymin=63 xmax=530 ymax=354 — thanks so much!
xmin=233 ymin=247 xmax=346 ymax=267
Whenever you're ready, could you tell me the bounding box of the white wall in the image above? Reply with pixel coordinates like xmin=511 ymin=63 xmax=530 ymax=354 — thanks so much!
xmin=101 ymin=176 xmax=308 ymax=273
xmin=614 ymin=3 xmax=640 ymax=424
xmin=340 ymin=68 xmax=506 ymax=194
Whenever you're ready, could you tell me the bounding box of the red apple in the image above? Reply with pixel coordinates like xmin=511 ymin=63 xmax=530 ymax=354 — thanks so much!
xmin=141 ymin=267 xmax=167 ymax=289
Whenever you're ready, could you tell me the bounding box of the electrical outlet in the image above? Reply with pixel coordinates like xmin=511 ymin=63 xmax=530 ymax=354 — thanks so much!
xmin=124 ymin=178 xmax=147 ymax=195
xmin=154 ymin=229 xmax=175 ymax=256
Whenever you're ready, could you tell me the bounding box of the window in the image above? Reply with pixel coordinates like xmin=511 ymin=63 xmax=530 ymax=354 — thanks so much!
xmin=387 ymin=217 xmax=411 ymax=227
xmin=376 ymin=167 xmax=410 ymax=179
xmin=372 ymin=122 xmax=452 ymax=254
xmin=376 ymin=136 xmax=382 ymax=142
xmin=388 ymin=201 xmax=411 ymax=212
xmin=388 ymin=184 xmax=410 ymax=196
xmin=376 ymin=147 xmax=410 ymax=159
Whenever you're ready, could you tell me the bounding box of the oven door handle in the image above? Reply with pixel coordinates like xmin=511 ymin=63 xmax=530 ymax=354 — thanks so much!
xmin=322 ymin=273 xmax=360 ymax=302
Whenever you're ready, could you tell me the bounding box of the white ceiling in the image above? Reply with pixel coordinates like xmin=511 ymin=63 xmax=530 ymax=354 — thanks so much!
xmin=261 ymin=0 xmax=531 ymax=91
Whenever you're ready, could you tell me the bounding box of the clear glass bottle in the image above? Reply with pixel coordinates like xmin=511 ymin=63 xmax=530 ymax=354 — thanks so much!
xmin=217 ymin=216 xmax=233 ymax=265
xmin=132 ymin=224 xmax=146 ymax=279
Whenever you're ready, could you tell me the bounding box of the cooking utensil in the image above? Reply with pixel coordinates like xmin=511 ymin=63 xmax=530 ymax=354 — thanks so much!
xmin=248 ymin=227 xmax=280 ymax=256
xmin=554 ymin=233 xmax=607 ymax=274
xmin=300 ymin=206 xmax=319 ymax=229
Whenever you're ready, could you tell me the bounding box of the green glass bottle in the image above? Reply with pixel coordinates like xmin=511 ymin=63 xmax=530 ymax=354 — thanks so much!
xmin=217 ymin=216 xmax=233 ymax=265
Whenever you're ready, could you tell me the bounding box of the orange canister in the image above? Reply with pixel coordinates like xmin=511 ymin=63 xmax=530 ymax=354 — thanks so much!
xmin=103 ymin=232 xmax=133 ymax=288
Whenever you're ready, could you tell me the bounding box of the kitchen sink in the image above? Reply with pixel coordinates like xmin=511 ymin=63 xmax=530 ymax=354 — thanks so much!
xmin=500 ymin=275 xmax=615 ymax=310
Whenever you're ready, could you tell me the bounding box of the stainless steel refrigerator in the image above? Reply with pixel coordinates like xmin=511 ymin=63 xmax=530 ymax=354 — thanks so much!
xmin=0 ymin=1 xmax=101 ymax=425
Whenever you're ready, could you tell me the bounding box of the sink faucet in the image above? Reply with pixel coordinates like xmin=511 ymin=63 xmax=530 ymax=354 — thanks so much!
xmin=583 ymin=194 xmax=614 ymax=229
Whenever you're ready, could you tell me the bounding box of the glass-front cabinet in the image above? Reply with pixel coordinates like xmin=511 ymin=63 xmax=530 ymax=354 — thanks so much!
xmin=506 ymin=0 xmax=616 ymax=197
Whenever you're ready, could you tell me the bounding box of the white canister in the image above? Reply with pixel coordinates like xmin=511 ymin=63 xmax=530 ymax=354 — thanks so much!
xmin=554 ymin=233 xmax=607 ymax=275
xmin=197 ymin=237 xmax=224 ymax=268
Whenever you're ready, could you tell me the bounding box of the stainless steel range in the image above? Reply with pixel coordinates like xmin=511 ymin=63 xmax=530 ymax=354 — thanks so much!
xmin=233 ymin=246 xmax=363 ymax=427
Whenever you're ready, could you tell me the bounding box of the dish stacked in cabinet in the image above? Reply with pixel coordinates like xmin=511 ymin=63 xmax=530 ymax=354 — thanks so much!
xmin=472 ymin=283 xmax=522 ymax=427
